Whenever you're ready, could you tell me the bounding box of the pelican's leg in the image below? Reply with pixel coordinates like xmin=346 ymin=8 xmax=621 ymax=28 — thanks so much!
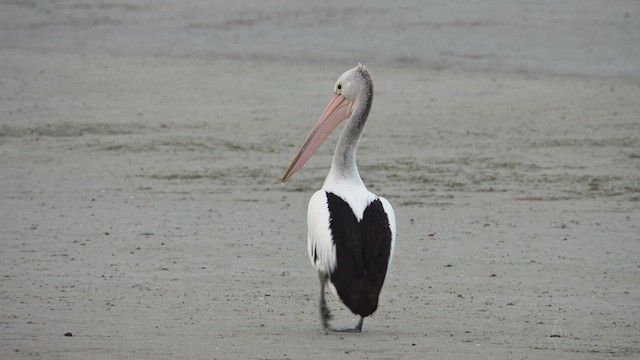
xmin=319 ymin=273 xmax=332 ymax=333
xmin=330 ymin=316 xmax=364 ymax=333
xmin=318 ymin=274 xmax=363 ymax=334
xmin=354 ymin=316 xmax=364 ymax=332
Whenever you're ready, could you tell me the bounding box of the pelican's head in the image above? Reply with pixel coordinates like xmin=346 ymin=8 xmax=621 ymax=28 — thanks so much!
xmin=332 ymin=63 xmax=372 ymax=104
xmin=281 ymin=64 xmax=372 ymax=182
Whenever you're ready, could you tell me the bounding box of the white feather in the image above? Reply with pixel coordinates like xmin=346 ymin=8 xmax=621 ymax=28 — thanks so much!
xmin=323 ymin=180 xmax=377 ymax=221
xmin=307 ymin=190 xmax=336 ymax=274
xmin=379 ymin=196 xmax=397 ymax=270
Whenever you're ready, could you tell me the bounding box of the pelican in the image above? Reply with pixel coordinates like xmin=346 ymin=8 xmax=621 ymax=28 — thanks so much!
xmin=281 ymin=64 xmax=396 ymax=333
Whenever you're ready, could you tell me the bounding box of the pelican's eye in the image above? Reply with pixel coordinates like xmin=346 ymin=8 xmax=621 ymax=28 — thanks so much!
xmin=336 ymin=83 xmax=342 ymax=92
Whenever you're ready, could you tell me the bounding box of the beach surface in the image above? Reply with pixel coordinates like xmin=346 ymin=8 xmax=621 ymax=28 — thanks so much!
xmin=1 ymin=1 xmax=639 ymax=359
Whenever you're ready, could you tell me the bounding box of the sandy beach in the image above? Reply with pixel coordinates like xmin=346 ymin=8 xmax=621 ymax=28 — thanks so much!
xmin=1 ymin=1 xmax=639 ymax=359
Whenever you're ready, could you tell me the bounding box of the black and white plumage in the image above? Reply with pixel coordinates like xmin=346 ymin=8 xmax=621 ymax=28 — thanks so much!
xmin=282 ymin=64 xmax=396 ymax=333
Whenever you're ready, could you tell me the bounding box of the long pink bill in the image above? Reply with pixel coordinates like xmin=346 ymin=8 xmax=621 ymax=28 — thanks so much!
xmin=281 ymin=94 xmax=353 ymax=182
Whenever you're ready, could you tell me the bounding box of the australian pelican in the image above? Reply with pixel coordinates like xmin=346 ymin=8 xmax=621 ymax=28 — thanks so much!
xmin=281 ymin=64 xmax=396 ymax=333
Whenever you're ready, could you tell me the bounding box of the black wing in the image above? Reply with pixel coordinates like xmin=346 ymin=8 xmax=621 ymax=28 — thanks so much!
xmin=326 ymin=191 xmax=393 ymax=317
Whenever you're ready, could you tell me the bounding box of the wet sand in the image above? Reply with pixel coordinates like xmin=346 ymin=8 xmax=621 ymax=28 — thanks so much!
xmin=1 ymin=1 xmax=639 ymax=359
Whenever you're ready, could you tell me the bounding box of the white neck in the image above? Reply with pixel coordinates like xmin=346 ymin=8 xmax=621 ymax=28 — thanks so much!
xmin=323 ymin=88 xmax=372 ymax=189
